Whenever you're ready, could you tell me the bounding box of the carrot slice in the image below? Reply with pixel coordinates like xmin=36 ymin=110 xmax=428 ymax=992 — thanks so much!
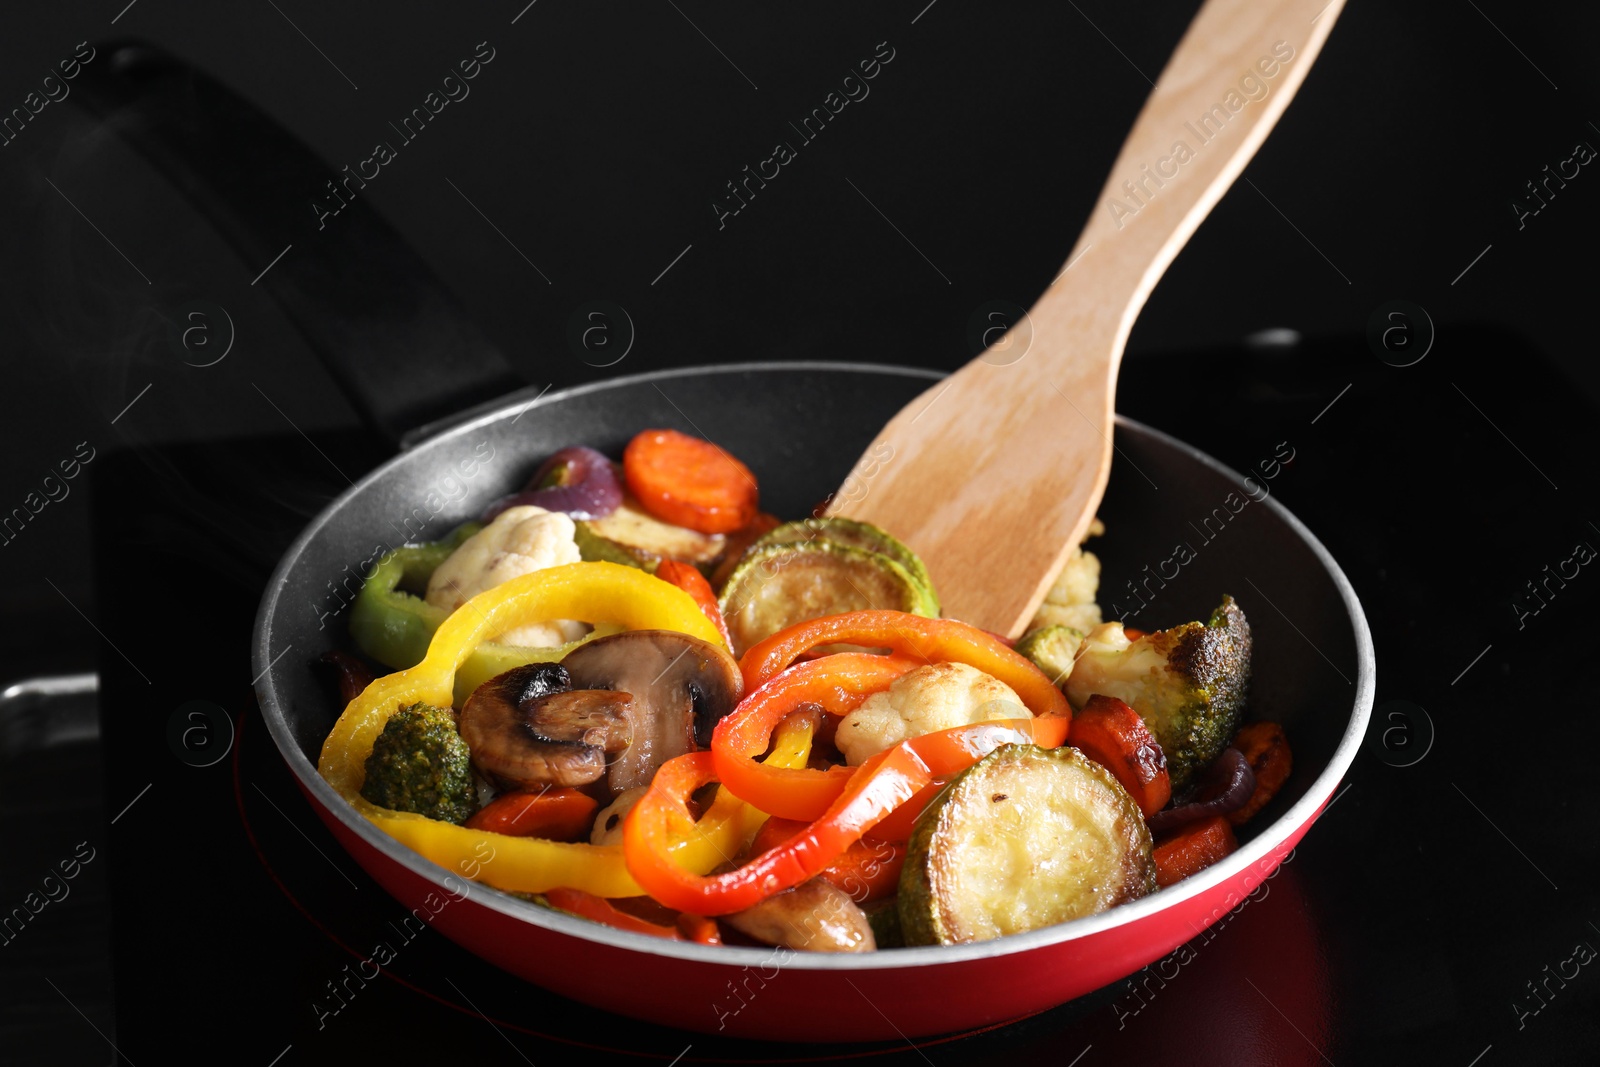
xmin=749 ymin=818 xmax=906 ymax=904
xmin=464 ymin=788 xmax=599 ymax=841
xmin=623 ymin=429 xmax=758 ymax=534
xmin=1071 ymin=694 xmax=1172 ymax=817
xmin=1152 ymin=815 xmax=1237 ymax=888
xmin=655 ymin=559 xmax=733 ymax=649
xmin=1228 ymin=721 xmax=1293 ymax=826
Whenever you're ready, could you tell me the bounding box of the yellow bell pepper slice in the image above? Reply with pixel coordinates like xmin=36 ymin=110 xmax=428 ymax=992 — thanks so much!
xmin=318 ymin=561 xmax=786 ymax=897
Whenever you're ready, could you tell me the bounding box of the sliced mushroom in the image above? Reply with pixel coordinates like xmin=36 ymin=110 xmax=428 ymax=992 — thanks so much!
xmin=722 ymin=879 xmax=876 ymax=953
xmin=524 ymin=690 xmax=635 ymax=750
xmin=560 ymin=630 xmax=743 ymax=795
xmin=459 ymin=662 xmax=633 ymax=790
xmin=506 ymin=661 xmax=571 ymax=703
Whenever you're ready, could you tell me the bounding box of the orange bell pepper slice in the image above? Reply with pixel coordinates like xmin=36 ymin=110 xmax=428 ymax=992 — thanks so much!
xmin=738 ymin=610 xmax=1071 ymax=722
xmin=654 ymin=559 xmax=733 ymax=649
xmin=710 ymin=653 xmax=919 ymax=820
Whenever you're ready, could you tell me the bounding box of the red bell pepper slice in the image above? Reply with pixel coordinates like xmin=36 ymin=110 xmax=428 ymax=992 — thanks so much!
xmin=864 ymin=778 xmax=947 ymax=842
xmin=543 ymin=888 xmax=683 ymax=938
xmin=654 ymin=559 xmax=733 ymax=650
xmin=625 ymin=713 xmax=1071 ymax=914
xmin=675 ymin=912 xmax=723 ymax=944
xmin=623 ymin=745 xmax=927 ymax=915
xmin=543 ymin=888 xmax=723 ymax=944
xmin=749 ymin=818 xmax=905 ymax=904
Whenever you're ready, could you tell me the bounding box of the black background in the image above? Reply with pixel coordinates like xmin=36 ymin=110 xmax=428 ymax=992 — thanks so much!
xmin=2 ymin=1 xmax=1598 ymax=1064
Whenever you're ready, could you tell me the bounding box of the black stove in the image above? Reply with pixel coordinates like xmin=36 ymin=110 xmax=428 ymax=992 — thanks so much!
xmin=8 ymin=327 xmax=1565 ymax=1065
xmin=3 ymin=1 xmax=1599 ymax=1062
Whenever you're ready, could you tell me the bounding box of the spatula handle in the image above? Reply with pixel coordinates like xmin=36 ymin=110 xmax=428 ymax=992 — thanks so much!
xmin=1034 ymin=0 xmax=1346 ymax=362
xmin=828 ymin=0 xmax=1344 ymax=636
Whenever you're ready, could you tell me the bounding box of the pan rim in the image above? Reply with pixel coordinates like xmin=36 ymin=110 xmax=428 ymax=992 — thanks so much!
xmin=252 ymin=360 xmax=1374 ymax=971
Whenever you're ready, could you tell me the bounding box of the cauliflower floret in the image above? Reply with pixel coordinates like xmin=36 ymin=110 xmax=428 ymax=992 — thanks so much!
xmin=1028 ymin=517 xmax=1105 ymax=633
xmin=425 ymin=505 xmax=588 ymax=647
xmin=834 ymin=662 xmax=1029 ymax=767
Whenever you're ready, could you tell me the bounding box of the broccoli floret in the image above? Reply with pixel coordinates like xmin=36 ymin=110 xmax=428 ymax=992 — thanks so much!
xmin=361 ymin=702 xmax=477 ymax=823
xmin=1064 ymin=597 xmax=1251 ymax=793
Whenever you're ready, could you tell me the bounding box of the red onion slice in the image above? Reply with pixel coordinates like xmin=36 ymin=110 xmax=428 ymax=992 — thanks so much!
xmin=1145 ymin=746 xmax=1255 ymax=835
xmin=481 ymin=446 xmax=623 ymax=522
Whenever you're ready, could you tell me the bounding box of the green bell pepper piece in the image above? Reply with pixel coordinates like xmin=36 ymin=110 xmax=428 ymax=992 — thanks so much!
xmin=349 ymin=523 xmax=481 ymax=671
xmin=347 ymin=522 xmax=623 ymax=706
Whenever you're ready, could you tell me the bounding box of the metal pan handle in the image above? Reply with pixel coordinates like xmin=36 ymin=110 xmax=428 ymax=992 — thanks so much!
xmin=72 ymin=40 xmax=524 ymax=444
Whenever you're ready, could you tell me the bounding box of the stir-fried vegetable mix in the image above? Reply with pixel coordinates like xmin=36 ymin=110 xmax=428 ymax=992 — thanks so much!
xmin=318 ymin=429 xmax=1291 ymax=951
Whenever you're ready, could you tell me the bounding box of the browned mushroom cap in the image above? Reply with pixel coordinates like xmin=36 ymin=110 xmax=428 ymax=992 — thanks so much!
xmin=560 ymin=630 xmax=743 ymax=795
xmin=458 ymin=662 xmax=633 ymax=790
xmin=722 ymin=878 xmax=876 ymax=953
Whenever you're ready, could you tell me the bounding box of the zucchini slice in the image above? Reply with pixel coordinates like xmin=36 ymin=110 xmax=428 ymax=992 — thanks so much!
xmin=754 ymin=518 xmax=938 ymax=612
xmin=899 ymin=745 xmax=1155 ymax=946
xmin=580 ymin=493 xmax=725 ymax=567
xmin=717 ymin=541 xmax=937 ymax=657
xmin=865 ymin=900 xmax=905 ymax=949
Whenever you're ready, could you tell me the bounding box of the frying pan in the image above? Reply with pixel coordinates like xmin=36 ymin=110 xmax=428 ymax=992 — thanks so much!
xmin=77 ymin=42 xmax=1374 ymax=1042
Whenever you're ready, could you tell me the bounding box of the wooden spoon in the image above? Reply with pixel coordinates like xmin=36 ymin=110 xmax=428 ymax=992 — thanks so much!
xmin=828 ymin=0 xmax=1345 ymax=637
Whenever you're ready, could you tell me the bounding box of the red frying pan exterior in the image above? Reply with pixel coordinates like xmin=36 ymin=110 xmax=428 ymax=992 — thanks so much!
xmin=304 ymin=776 xmax=1323 ymax=1040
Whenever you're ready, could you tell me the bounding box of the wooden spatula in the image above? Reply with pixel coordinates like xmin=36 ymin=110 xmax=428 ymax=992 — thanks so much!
xmin=829 ymin=0 xmax=1345 ymax=637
